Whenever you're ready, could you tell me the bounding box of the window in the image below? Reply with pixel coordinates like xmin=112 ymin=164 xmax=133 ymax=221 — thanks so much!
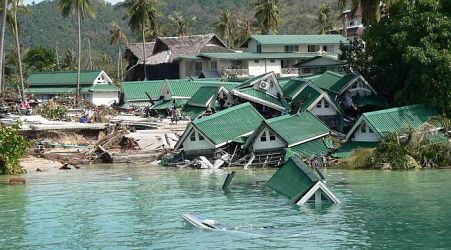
xmin=270 ymin=59 xmax=276 ymax=63
xmin=368 ymin=127 xmax=374 ymax=133
xmin=257 ymin=44 xmax=262 ymax=53
xmin=360 ymin=124 xmax=366 ymax=133
xmin=210 ymin=60 xmax=218 ymax=70
xmin=260 ymin=132 xmax=267 ymax=142
xmin=254 ymin=60 xmax=260 ymax=63
xmin=195 ymin=61 xmax=202 ymax=71
xmin=308 ymin=45 xmax=319 ymax=52
xmin=190 ymin=132 xmax=196 ymax=141
xmin=316 ymin=101 xmax=322 ymax=108
xmin=284 ymin=45 xmax=299 ymax=52
xmin=324 ymin=100 xmax=329 ymax=108
xmin=198 ymin=134 xmax=204 ymax=140
xmin=269 ymin=131 xmax=276 ymax=141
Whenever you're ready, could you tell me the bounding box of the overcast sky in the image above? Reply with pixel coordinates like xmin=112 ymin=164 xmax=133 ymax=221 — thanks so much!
xmin=25 ymin=0 xmax=124 ymax=5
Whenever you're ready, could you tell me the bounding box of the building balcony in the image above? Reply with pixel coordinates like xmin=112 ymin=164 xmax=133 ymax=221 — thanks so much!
xmin=222 ymin=68 xmax=249 ymax=76
xmin=281 ymin=68 xmax=299 ymax=76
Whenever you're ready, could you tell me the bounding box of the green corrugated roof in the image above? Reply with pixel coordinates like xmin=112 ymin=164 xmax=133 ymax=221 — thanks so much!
xmin=234 ymin=88 xmax=285 ymax=110
xmin=266 ymin=112 xmax=330 ymax=146
xmin=80 ymin=84 xmax=119 ymax=93
xmin=266 ymin=155 xmax=320 ymax=200
xmin=200 ymin=52 xmax=319 ymax=60
xmin=288 ymin=138 xmax=334 ymax=159
xmin=311 ymin=71 xmax=357 ymax=94
xmin=182 ymin=105 xmax=207 ymax=120
xmin=290 ymin=84 xmax=322 ymax=112
xmin=193 ymin=102 xmax=264 ymax=145
xmin=166 ymin=80 xmax=224 ymax=97
xmin=29 ymin=87 xmax=76 ymax=94
xmin=352 ymin=95 xmax=388 ymax=108
xmin=331 ymin=141 xmax=378 ymax=158
xmin=122 ymin=80 xmax=165 ymax=101
xmin=250 ymin=35 xmax=348 ymax=45
xmin=28 ymin=71 xmax=103 ymax=86
xmin=187 ymin=86 xmax=221 ymax=107
xmin=150 ymin=99 xmax=188 ymax=110
xmin=281 ymin=78 xmax=309 ymax=99
xmin=362 ymin=104 xmax=441 ymax=136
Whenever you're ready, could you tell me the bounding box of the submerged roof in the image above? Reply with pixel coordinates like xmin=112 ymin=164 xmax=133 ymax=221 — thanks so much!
xmin=287 ymin=137 xmax=335 ymax=159
xmin=192 ymin=103 xmax=265 ymax=145
xmin=267 ymin=155 xmax=322 ymax=200
xmin=347 ymin=104 xmax=441 ymax=140
xmin=28 ymin=71 xmax=105 ymax=86
xmin=245 ymin=35 xmax=348 ymax=46
xmin=265 ymin=112 xmax=330 ymax=147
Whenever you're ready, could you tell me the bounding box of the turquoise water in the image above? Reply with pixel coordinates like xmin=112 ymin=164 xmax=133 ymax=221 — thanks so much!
xmin=1 ymin=165 xmax=451 ymax=249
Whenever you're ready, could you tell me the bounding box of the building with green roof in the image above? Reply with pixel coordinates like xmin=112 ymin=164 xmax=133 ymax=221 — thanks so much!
xmin=345 ymin=104 xmax=441 ymax=142
xmin=174 ymin=102 xmax=265 ymax=157
xmin=28 ymin=70 xmax=119 ymax=106
xmin=267 ymin=155 xmax=340 ymax=205
xmin=181 ymin=85 xmax=235 ymax=119
xmin=244 ymin=112 xmax=331 ymax=157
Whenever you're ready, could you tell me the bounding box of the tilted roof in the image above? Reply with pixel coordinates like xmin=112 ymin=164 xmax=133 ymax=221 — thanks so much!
xmin=311 ymin=71 xmax=356 ymax=94
xmin=265 ymin=112 xmax=330 ymax=147
xmin=290 ymin=84 xmax=323 ymax=112
xmin=150 ymin=99 xmax=188 ymax=110
xmin=28 ymin=71 xmax=104 ymax=86
xmin=246 ymin=35 xmax=348 ymax=46
xmin=192 ymin=102 xmax=265 ymax=145
xmin=286 ymin=137 xmax=335 ymax=159
xmin=182 ymin=105 xmax=208 ymax=120
xmin=347 ymin=104 xmax=441 ymax=139
xmin=187 ymin=86 xmax=221 ymax=107
xmin=233 ymin=88 xmax=286 ymax=111
xmin=281 ymin=78 xmax=309 ymax=99
xmin=165 ymin=80 xmax=225 ymax=98
xmin=126 ymin=42 xmax=155 ymax=62
xmin=266 ymin=155 xmax=322 ymax=200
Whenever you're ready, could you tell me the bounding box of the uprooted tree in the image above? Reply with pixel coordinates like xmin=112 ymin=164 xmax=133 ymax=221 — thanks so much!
xmin=0 ymin=123 xmax=29 ymax=175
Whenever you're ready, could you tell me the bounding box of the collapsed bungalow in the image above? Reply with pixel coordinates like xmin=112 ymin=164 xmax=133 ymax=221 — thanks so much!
xmin=230 ymin=72 xmax=288 ymax=118
xmin=244 ymin=112 xmax=332 ymax=159
xmin=182 ymin=85 xmax=236 ymax=119
xmin=28 ymin=70 xmax=119 ymax=106
xmin=267 ymin=155 xmax=340 ymax=205
xmin=174 ymin=103 xmax=265 ymax=158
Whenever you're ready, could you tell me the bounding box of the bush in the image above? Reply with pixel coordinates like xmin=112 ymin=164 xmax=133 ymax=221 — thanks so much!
xmin=34 ymin=99 xmax=68 ymax=120
xmin=0 ymin=123 xmax=29 ymax=175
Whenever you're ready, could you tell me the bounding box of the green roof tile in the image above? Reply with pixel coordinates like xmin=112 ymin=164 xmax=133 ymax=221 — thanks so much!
xmin=28 ymin=71 xmax=103 ymax=86
xmin=311 ymin=71 xmax=357 ymax=94
xmin=288 ymin=138 xmax=334 ymax=159
xmin=266 ymin=112 xmax=330 ymax=146
xmin=200 ymin=52 xmax=320 ymax=60
xmin=290 ymin=84 xmax=322 ymax=112
xmin=331 ymin=141 xmax=378 ymax=158
xmin=193 ymin=103 xmax=265 ymax=145
xmin=234 ymin=88 xmax=285 ymax=110
xmin=362 ymin=104 xmax=441 ymax=136
xmin=281 ymin=78 xmax=309 ymax=99
xmin=29 ymin=87 xmax=76 ymax=94
xmin=187 ymin=86 xmax=221 ymax=107
xmin=182 ymin=105 xmax=207 ymax=120
xmin=122 ymin=80 xmax=165 ymax=101
xmin=250 ymin=35 xmax=348 ymax=45
xmin=81 ymin=84 xmax=119 ymax=93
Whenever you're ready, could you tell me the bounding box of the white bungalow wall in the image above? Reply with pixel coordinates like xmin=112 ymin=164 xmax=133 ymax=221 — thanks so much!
xmin=93 ymin=71 xmax=112 ymax=85
xmin=351 ymin=121 xmax=381 ymax=142
xmin=344 ymin=78 xmax=373 ymax=97
xmin=91 ymin=92 xmax=119 ymax=106
xmin=248 ymin=59 xmax=282 ymax=76
xmin=182 ymin=129 xmax=215 ymax=152
xmin=252 ymin=127 xmax=286 ymax=152
xmin=309 ymin=98 xmax=337 ymax=116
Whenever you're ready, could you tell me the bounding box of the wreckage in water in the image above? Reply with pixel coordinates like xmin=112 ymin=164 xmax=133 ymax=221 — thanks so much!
xmin=267 ymin=155 xmax=340 ymax=205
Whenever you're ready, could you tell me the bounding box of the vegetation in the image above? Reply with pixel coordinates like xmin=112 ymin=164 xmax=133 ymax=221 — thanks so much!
xmin=109 ymin=22 xmax=128 ymax=81
xmin=168 ymin=12 xmax=197 ymax=36
xmin=340 ymin=0 xmax=451 ymax=114
xmin=253 ymin=0 xmax=280 ymax=34
xmin=317 ymin=4 xmax=332 ymax=34
xmin=215 ymin=9 xmax=234 ymax=47
xmin=24 ymin=46 xmax=58 ymax=72
xmin=34 ymin=99 xmax=68 ymax=120
xmin=0 ymin=122 xmax=29 ymax=175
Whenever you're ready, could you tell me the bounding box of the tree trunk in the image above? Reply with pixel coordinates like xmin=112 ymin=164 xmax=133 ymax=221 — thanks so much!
xmin=14 ymin=1 xmax=25 ymax=103
xmin=87 ymin=34 xmax=92 ymax=70
xmin=117 ymin=45 xmax=120 ymax=80
xmin=142 ymin=21 xmax=147 ymax=80
xmin=76 ymin=8 xmax=81 ymax=106
xmin=0 ymin=0 xmax=8 ymax=93
xmin=55 ymin=46 xmax=60 ymax=69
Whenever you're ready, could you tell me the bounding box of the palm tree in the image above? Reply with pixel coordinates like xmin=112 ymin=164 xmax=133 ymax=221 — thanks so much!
xmin=62 ymin=49 xmax=77 ymax=70
xmin=252 ymin=0 xmax=280 ymax=35
xmin=168 ymin=12 xmax=196 ymax=36
xmin=234 ymin=16 xmax=256 ymax=48
xmin=118 ymin=0 xmax=159 ymax=81
xmin=58 ymin=0 xmax=96 ymax=105
xmin=337 ymin=0 xmax=401 ymax=25
xmin=317 ymin=4 xmax=332 ymax=34
xmin=11 ymin=0 xmax=28 ymax=103
xmin=144 ymin=21 xmax=168 ymax=41
xmin=109 ymin=22 xmax=128 ymax=81
xmin=0 ymin=0 xmax=8 ymax=93
xmin=215 ymin=9 xmax=234 ymax=47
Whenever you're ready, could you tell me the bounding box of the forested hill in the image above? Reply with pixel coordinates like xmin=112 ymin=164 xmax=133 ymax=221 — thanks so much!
xmin=15 ymin=0 xmax=341 ymax=59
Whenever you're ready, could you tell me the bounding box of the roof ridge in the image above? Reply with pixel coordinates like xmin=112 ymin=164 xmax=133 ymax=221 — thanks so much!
xmin=363 ymin=104 xmax=427 ymax=117
xmin=29 ymin=70 xmax=102 ymax=75
xmin=193 ymin=102 xmax=262 ymax=125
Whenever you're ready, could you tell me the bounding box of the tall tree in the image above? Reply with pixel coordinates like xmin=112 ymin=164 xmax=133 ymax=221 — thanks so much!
xmin=168 ymin=12 xmax=196 ymax=36
xmin=338 ymin=0 xmax=402 ymax=26
xmin=119 ymin=0 xmax=159 ymax=81
xmin=12 ymin=0 xmax=27 ymax=103
xmin=317 ymin=4 xmax=332 ymax=34
xmin=215 ymin=9 xmax=234 ymax=47
xmin=253 ymin=0 xmax=280 ymax=34
xmin=24 ymin=46 xmax=57 ymax=72
xmin=0 ymin=0 xmax=8 ymax=93
xmin=58 ymin=0 xmax=96 ymax=105
xmin=109 ymin=22 xmax=128 ymax=81
xmin=234 ymin=16 xmax=256 ymax=47
xmin=62 ymin=49 xmax=76 ymax=70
